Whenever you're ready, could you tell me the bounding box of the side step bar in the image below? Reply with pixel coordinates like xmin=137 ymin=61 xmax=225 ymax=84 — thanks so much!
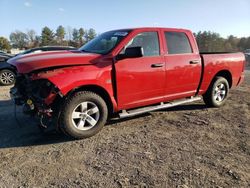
xmin=118 ymin=96 xmax=202 ymax=119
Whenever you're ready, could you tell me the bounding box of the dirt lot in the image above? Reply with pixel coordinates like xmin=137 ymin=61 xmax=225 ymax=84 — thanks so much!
xmin=0 ymin=71 xmax=249 ymax=188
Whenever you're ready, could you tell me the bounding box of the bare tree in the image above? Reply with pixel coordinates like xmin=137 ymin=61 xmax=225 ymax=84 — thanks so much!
xmin=26 ymin=29 xmax=37 ymax=48
xmin=9 ymin=30 xmax=28 ymax=49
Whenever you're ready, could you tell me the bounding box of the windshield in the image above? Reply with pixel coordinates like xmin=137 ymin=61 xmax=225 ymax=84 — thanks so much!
xmin=79 ymin=30 xmax=131 ymax=54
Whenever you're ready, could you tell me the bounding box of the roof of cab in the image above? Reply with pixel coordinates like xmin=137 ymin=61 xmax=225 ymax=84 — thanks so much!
xmin=109 ymin=27 xmax=192 ymax=33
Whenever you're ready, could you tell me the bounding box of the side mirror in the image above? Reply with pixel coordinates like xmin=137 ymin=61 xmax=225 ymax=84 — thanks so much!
xmin=117 ymin=47 xmax=143 ymax=60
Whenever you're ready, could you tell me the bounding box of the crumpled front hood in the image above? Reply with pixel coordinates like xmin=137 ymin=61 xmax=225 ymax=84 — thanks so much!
xmin=8 ymin=50 xmax=101 ymax=73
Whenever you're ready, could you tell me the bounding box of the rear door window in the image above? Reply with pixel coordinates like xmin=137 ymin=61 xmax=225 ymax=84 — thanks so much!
xmin=165 ymin=32 xmax=192 ymax=54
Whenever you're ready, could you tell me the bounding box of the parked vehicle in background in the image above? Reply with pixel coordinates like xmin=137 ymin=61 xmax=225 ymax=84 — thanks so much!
xmin=8 ymin=27 xmax=246 ymax=139
xmin=0 ymin=55 xmax=16 ymax=85
xmin=0 ymin=50 xmax=13 ymax=58
xmin=16 ymin=46 xmax=77 ymax=56
xmin=244 ymin=49 xmax=250 ymax=67
xmin=245 ymin=49 xmax=250 ymax=56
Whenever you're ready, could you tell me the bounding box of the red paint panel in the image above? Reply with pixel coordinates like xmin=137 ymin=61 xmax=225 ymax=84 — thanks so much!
xmin=198 ymin=53 xmax=245 ymax=95
xmin=115 ymin=56 xmax=165 ymax=109
xmin=8 ymin=51 xmax=101 ymax=73
xmin=164 ymin=54 xmax=202 ymax=100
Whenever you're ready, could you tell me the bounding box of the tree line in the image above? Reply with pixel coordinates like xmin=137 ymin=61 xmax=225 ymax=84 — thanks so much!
xmin=194 ymin=31 xmax=250 ymax=52
xmin=1 ymin=28 xmax=250 ymax=53
xmin=0 ymin=25 xmax=97 ymax=51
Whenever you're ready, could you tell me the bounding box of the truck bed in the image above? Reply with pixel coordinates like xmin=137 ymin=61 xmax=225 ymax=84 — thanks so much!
xmin=198 ymin=52 xmax=245 ymax=94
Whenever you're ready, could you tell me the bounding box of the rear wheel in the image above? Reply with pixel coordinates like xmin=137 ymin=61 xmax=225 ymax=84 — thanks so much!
xmin=0 ymin=69 xmax=15 ymax=85
xmin=203 ymin=76 xmax=229 ymax=107
xmin=60 ymin=91 xmax=108 ymax=139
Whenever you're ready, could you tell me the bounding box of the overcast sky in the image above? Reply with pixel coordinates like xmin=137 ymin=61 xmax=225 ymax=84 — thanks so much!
xmin=0 ymin=0 xmax=250 ymax=38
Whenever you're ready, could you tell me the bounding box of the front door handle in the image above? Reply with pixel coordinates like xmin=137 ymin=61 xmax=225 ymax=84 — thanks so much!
xmin=189 ymin=60 xmax=200 ymax=64
xmin=151 ymin=63 xmax=164 ymax=68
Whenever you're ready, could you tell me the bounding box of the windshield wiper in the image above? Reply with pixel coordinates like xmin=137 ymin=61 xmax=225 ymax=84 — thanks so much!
xmin=80 ymin=49 xmax=104 ymax=55
xmin=80 ymin=49 xmax=92 ymax=53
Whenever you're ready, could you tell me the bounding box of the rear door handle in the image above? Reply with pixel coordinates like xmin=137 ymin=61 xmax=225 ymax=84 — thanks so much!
xmin=151 ymin=63 xmax=164 ymax=68
xmin=189 ymin=60 xmax=200 ymax=64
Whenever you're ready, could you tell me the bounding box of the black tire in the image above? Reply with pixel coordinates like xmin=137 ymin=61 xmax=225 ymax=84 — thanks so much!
xmin=59 ymin=91 xmax=108 ymax=139
xmin=203 ymin=76 xmax=229 ymax=107
xmin=0 ymin=69 xmax=15 ymax=86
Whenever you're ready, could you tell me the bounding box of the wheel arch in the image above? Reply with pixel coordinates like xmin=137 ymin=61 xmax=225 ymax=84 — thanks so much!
xmin=65 ymin=84 xmax=114 ymax=117
xmin=0 ymin=68 xmax=16 ymax=74
xmin=212 ymin=70 xmax=232 ymax=88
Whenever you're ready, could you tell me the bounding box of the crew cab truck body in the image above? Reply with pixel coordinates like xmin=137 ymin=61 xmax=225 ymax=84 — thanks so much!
xmin=8 ymin=27 xmax=245 ymax=138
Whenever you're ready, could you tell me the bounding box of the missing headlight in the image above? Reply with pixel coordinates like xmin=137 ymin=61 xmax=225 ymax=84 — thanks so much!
xmin=31 ymin=79 xmax=54 ymax=99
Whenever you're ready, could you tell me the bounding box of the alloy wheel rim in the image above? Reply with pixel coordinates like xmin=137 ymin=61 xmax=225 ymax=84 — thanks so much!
xmin=71 ymin=101 xmax=100 ymax=130
xmin=213 ymin=83 xmax=226 ymax=102
xmin=0 ymin=71 xmax=15 ymax=85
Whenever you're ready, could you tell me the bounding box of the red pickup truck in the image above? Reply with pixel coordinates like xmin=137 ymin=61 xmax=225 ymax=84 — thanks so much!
xmin=8 ymin=27 xmax=245 ymax=139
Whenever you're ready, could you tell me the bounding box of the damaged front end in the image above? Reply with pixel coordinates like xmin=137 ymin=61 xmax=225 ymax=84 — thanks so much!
xmin=10 ymin=73 xmax=63 ymax=128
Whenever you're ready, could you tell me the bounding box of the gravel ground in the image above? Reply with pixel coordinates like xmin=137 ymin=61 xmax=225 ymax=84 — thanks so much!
xmin=0 ymin=71 xmax=249 ymax=187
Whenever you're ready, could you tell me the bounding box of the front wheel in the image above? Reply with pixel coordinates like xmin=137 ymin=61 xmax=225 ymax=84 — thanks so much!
xmin=59 ymin=91 xmax=108 ymax=139
xmin=203 ymin=76 xmax=229 ymax=107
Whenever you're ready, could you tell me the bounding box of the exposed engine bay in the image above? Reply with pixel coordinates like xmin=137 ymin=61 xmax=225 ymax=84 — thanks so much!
xmin=10 ymin=73 xmax=63 ymax=128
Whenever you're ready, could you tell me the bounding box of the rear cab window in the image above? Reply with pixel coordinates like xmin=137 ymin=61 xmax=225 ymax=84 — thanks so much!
xmin=164 ymin=31 xmax=193 ymax=54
